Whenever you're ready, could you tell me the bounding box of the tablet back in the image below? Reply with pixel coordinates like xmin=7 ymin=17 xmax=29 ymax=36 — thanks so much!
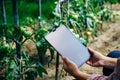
xmin=45 ymin=25 xmax=90 ymax=67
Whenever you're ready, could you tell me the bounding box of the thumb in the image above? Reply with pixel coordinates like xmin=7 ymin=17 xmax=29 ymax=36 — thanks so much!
xmin=62 ymin=56 xmax=69 ymax=69
xmin=88 ymin=47 xmax=96 ymax=55
xmin=62 ymin=56 xmax=74 ymax=66
xmin=62 ymin=56 xmax=69 ymax=64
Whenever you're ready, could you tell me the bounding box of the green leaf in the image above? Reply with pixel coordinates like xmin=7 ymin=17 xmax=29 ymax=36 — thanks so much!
xmin=36 ymin=41 xmax=47 ymax=58
xmin=25 ymin=70 xmax=37 ymax=80
xmin=48 ymin=47 xmax=55 ymax=66
xmin=36 ymin=62 xmax=47 ymax=77
xmin=36 ymin=41 xmax=42 ymax=48
xmin=87 ymin=17 xmax=93 ymax=28
xmin=79 ymin=37 xmax=88 ymax=46
xmin=22 ymin=51 xmax=30 ymax=61
xmin=9 ymin=60 xmax=16 ymax=69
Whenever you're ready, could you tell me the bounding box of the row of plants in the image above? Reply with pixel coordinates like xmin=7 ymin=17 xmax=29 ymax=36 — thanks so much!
xmin=53 ymin=0 xmax=115 ymax=46
xmin=0 ymin=0 xmax=119 ymax=80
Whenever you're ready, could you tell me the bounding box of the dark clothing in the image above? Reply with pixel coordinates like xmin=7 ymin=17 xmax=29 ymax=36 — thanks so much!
xmin=103 ymin=50 xmax=120 ymax=76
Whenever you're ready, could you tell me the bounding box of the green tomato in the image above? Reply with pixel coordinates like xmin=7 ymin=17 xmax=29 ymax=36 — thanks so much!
xmin=72 ymin=14 xmax=79 ymax=20
xmin=53 ymin=12 xmax=60 ymax=18
xmin=88 ymin=27 xmax=94 ymax=32
xmin=23 ymin=31 xmax=31 ymax=38
xmin=79 ymin=37 xmax=87 ymax=46
xmin=2 ymin=44 xmax=10 ymax=51
xmin=70 ymin=10 xmax=75 ymax=14
xmin=20 ymin=27 xmax=26 ymax=33
xmin=61 ymin=20 xmax=67 ymax=24
xmin=85 ymin=31 xmax=92 ymax=37
xmin=22 ymin=61 xmax=26 ymax=66
xmin=20 ymin=27 xmax=31 ymax=37
xmin=54 ymin=1 xmax=58 ymax=4
xmin=7 ymin=30 xmax=13 ymax=37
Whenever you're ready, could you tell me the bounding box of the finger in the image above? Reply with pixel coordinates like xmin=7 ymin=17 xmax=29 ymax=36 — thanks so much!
xmin=62 ymin=56 xmax=68 ymax=62
xmin=62 ymin=56 xmax=76 ymax=66
xmin=86 ymin=61 xmax=94 ymax=67
xmin=63 ymin=61 xmax=66 ymax=68
xmin=86 ymin=61 xmax=90 ymax=65
xmin=88 ymin=47 xmax=96 ymax=55
xmin=62 ymin=57 xmax=69 ymax=70
xmin=86 ymin=59 xmax=93 ymax=66
xmin=88 ymin=47 xmax=94 ymax=53
xmin=62 ymin=56 xmax=70 ymax=65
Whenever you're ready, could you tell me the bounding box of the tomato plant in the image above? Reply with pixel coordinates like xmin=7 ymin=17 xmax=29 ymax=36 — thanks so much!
xmin=0 ymin=17 xmax=55 ymax=80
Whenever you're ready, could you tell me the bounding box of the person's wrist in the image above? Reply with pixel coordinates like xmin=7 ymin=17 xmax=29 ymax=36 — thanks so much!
xmin=103 ymin=57 xmax=112 ymax=68
xmin=101 ymin=56 xmax=108 ymax=67
xmin=70 ymin=68 xmax=80 ymax=78
xmin=74 ymin=70 xmax=89 ymax=80
xmin=103 ymin=56 xmax=117 ymax=68
xmin=73 ymin=70 xmax=82 ymax=79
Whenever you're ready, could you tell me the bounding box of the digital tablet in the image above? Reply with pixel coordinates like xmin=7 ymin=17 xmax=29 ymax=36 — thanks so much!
xmin=45 ymin=25 xmax=90 ymax=68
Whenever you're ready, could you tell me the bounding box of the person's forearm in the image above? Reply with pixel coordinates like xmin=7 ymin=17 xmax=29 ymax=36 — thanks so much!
xmin=74 ymin=71 xmax=90 ymax=80
xmin=103 ymin=57 xmax=117 ymax=69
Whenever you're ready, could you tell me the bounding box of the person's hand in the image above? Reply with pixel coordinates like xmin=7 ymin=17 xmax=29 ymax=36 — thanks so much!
xmin=62 ymin=56 xmax=79 ymax=77
xmin=86 ymin=47 xmax=107 ymax=67
xmin=62 ymin=56 xmax=89 ymax=80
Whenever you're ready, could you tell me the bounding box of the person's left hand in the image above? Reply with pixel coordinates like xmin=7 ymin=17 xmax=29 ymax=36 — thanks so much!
xmin=62 ymin=56 xmax=80 ymax=77
xmin=62 ymin=56 xmax=89 ymax=80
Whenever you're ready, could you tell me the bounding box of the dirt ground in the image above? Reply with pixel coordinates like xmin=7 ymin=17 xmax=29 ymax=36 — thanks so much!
xmin=22 ymin=4 xmax=120 ymax=80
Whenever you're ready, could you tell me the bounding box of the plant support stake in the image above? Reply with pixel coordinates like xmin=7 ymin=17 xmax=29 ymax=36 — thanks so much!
xmin=37 ymin=0 xmax=44 ymax=64
xmin=12 ymin=0 xmax=22 ymax=80
xmin=84 ymin=0 xmax=88 ymax=28
xmin=55 ymin=0 xmax=63 ymax=79
xmin=12 ymin=0 xmax=19 ymax=27
xmin=1 ymin=0 xmax=7 ymax=43
xmin=38 ymin=0 xmax=41 ymax=18
xmin=55 ymin=53 xmax=59 ymax=80
xmin=38 ymin=0 xmax=41 ymax=27
xmin=1 ymin=0 xmax=7 ymax=26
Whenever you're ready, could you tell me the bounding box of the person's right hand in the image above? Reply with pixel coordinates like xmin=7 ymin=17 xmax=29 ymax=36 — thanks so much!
xmin=86 ymin=47 xmax=107 ymax=67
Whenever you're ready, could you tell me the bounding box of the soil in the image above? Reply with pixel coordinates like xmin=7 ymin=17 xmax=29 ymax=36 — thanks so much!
xmin=22 ymin=4 xmax=120 ymax=80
